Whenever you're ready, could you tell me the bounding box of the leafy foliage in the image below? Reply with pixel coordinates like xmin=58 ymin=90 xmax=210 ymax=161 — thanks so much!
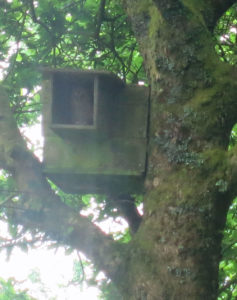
xmin=229 ymin=124 xmax=237 ymax=149
xmin=215 ymin=3 xmax=237 ymax=65
xmin=0 ymin=277 xmax=35 ymax=300
xmin=219 ymin=198 xmax=237 ymax=300
xmin=214 ymin=6 xmax=237 ymax=298
xmin=218 ymin=124 xmax=237 ymax=299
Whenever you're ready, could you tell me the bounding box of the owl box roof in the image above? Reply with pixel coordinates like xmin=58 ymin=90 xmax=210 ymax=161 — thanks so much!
xmin=41 ymin=67 xmax=125 ymax=88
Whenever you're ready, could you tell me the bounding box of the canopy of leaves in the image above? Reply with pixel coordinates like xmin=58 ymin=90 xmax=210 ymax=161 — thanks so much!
xmin=0 ymin=277 xmax=35 ymax=300
xmin=216 ymin=5 xmax=237 ymax=295
xmin=215 ymin=3 xmax=237 ymax=65
xmin=218 ymin=125 xmax=237 ymax=300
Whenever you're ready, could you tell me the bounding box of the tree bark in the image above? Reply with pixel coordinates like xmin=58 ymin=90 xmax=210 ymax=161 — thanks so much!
xmin=117 ymin=0 xmax=237 ymax=299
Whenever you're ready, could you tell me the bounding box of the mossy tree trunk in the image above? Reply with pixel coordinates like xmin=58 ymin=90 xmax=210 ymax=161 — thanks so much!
xmin=1 ymin=1 xmax=237 ymax=300
xmin=115 ymin=0 xmax=237 ymax=299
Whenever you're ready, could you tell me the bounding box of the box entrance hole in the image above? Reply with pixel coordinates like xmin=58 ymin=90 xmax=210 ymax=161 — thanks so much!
xmin=52 ymin=73 xmax=95 ymax=127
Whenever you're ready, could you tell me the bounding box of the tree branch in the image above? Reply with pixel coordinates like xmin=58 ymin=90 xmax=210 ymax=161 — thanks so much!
xmin=95 ymin=0 xmax=106 ymax=40
xmin=125 ymin=0 xmax=236 ymax=32
xmin=0 ymin=86 xmax=127 ymax=281
xmin=109 ymin=194 xmax=142 ymax=234
xmin=28 ymin=0 xmax=51 ymax=36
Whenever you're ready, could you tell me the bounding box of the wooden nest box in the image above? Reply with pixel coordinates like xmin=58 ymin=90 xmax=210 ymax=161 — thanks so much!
xmin=41 ymin=68 xmax=149 ymax=194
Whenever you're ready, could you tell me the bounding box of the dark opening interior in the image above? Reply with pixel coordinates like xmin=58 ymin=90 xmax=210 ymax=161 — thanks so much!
xmin=52 ymin=73 xmax=94 ymax=126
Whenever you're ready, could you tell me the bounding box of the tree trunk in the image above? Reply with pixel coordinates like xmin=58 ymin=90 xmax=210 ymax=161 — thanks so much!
xmin=113 ymin=1 xmax=237 ymax=299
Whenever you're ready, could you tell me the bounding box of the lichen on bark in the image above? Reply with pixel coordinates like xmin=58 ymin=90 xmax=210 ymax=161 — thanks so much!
xmin=120 ymin=0 xmax=237 ymax=299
